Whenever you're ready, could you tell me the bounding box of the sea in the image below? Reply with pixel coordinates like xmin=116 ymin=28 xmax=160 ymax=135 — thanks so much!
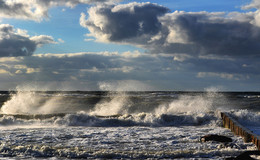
xmin=0 ymin=90 xmax=259 ymax=159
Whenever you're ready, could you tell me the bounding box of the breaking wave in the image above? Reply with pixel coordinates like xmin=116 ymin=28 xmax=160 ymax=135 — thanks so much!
xmin=0 ymin=86 xmax=234 ymax=128
xmin=229 ymin=109 xmax=260 ymax=127
xmin=0 ymin=111 xmax=221 ymax=127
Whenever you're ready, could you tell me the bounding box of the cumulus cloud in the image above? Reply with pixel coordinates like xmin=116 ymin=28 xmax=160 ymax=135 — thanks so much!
xmin=160 ymin=11 xmax=260 ymax=57
xmin=242 ymin=0 xmax=260 ymax=10
xmin=0 ymin=24 xmax=56 ymax=57
xmin=30 ymin=35 xmax=57 ymax=47
xmin=0 ymin=0 xmax=120 ymax=21
xmin=241 ymin=0 xmax=260 ymax=27
xmin=0 ymin=24 xmax=36 ymax=56
xmin=81 ymin=2 xmax=169 ymax=43
xmin=81 ymin=2 xmax=260 ymax=58
xmin=58 ymin=38 xmax=64 ymax=43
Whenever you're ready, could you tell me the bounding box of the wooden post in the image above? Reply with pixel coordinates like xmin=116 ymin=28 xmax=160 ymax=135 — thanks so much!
xmin=221 ymin=112 xmax=260 ymax=150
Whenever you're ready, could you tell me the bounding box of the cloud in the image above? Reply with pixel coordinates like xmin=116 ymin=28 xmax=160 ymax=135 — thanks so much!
xmin=0 ymin=24 xmax=56 ymax=57
xmin=197 ymin=72 xmax=250 ymax=81
xmin=84 ymin=38 xmax=95 ymax=42
xmin=159 ymin=11 xmax=260 ymax=57
xmin=81 ymin=2 xmax=260 ymax=58
xmin=81 ymin=2 xmax=169 ymax=43
xmin=242 ymin=0 xmax=260 ymax=10
xmin=58 ymin=38 xmax=65 ymax=43
xmin=0 ymin=51 xmax=259 ymax=91
xmin=0 ymin=68 xmax=8 ymax=74
xmin=30 ymin=35 xmax=57 ymax=47
xmin=241 ymin=0 xmax=260 ymax=27
xmin=0 ymin=0 xmax=121 ymax=21
xmin=98 ymin=80 xmax=153 ymax=91
xmin=0 ymin=52 xmax=177 ymax=90
xmin=0 ymin=24 xmax=36 ymax=57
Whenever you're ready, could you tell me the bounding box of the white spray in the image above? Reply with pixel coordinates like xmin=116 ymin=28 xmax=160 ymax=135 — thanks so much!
xmin=155 ymin=88 xmax=223 ymax=115
xmin=89 ymin=92 xmax=131 ymax=116
xmin=1 ymin=86 xmax=68 ymax=114
xmin=89 ymin=81 xmax=136 ymax=116
xmin=89 ymin=81 xmax=151 ymax=116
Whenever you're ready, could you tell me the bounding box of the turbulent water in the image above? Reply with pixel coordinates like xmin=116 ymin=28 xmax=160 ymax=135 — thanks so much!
xmin=0 ymin=90 xmax=259 ymax=159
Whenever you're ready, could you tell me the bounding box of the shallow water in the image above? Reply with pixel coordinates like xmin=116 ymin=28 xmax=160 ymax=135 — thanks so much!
xmin=0 ymin=126 xmax=256 ymax=159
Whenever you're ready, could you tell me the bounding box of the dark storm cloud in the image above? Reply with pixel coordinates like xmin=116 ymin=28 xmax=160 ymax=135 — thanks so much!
xmin=0 ymin=24 xmax=36 ymax=57
xmin=159 ymin=12 xmax=260 ymax=57
xmin=81 ymin=2 xmax=169 ymax=43
xmin=81 ymin=3 xmax=260 ymax=57
xmin=0 ymin=24 xmax=56 ymax=57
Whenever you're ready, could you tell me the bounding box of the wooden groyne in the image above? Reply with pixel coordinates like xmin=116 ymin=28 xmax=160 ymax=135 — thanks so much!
xmin=220 ymin=112 xmax=260 ymax=150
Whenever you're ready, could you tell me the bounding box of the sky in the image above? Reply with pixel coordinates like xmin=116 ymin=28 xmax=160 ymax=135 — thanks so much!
xmin=0 ymin=0 xmax=260 ymax=91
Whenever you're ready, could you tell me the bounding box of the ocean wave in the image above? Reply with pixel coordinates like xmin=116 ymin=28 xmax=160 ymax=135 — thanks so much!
xmin=0 ymin=112 xmax=220 ymax=127
xmin=0 ymin=90 xmax=224 ymax=115
xmin=237 ymin=94 xmax=260 ymax=99
xmin=0 ymin=143 xmax=249 ymax=159
xmin=230 ymin=109 xmax=260 ymax=127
